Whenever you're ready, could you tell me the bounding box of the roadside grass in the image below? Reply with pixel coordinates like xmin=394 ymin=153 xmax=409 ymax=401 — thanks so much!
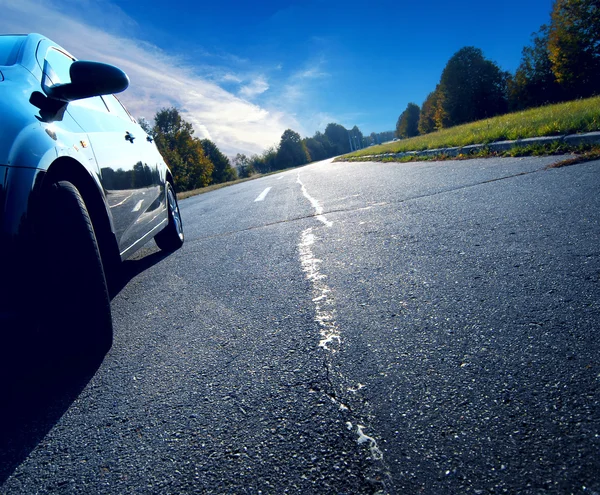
xmin=341 ymin=96 xmax=600 ymax=159
xmin=547 ymin=145 xmax=600 ymax=168
xmin=343 ymin=142 xmax=600 ymax=167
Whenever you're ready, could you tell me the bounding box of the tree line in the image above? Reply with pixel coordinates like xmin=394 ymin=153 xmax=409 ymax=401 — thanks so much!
xmin=228 ymin=124 xmax=392 ymax=177
xmin=395 ymin=0 xmax=599 ymax=139
xmin=141 ymin=108 xmax=386 ymax=191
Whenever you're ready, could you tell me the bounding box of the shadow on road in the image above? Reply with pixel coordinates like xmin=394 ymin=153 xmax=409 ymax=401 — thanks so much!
xmin=0 ymin=248 xmax=170 ymax=485
xmin=108 ymin=249 xmax=170 ymax=299
xmin=0 ymin=355 xmax=102 ymax=485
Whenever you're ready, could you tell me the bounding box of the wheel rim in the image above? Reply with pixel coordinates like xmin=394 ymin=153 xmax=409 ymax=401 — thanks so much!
xmin=168 ymin=187 xmax=184 ymax=241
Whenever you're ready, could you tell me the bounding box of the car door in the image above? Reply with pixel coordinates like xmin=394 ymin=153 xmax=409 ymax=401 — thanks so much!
xmin=98 ymin=94 xmax=166 ymax=255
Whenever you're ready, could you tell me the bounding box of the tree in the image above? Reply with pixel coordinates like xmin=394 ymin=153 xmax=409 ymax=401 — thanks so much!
xmin=349 ymin=125 xmax=364 ymax=151
xmin=138 ymin=117 xmax=152 ymax=134
xmin=395 ymin=103 xmax=420 ymax=138
xmin=418 ymin=87 xmax=442 ymax=135
xmin=152 ymin=107 xmax=213 ymax=191
xmin=275 ymin=129 xmax=310 ymax=169
xmin=200 ymin=139 xmax=237 ymax=183
xmin=313 ymin=131 xmax=335 ymax=157
xmin=509 ymin=25 xmax=564 ymax=110
xmin=548 ymin=0 xmax=600 ymax=99
xmin=233 ymin=153 xmax=255 ymax=178
xmin=303 ymin=137 xmax=328 ymax=162
xmin=324 ymin=123 xmax=351 ymax=155
xmin=437 ymin=47 xmax=509 ymax=127
xmin=250 ymin=147 xmax=277 ymax=174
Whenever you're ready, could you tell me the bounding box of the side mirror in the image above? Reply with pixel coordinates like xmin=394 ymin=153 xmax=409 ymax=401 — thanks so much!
xmin=45 ymin=61 xmax=129 ymax=102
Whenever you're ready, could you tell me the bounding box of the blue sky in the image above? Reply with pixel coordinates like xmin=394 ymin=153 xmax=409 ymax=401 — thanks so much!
xmin=0 ymin=0 xmax=554 ymax=156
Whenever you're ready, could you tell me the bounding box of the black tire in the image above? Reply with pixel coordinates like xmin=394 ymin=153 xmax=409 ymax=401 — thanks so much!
xmin=154 ymin=182 xmax=184 ymax=251
xmin=41 ymin=180 xmax=113 ymax=362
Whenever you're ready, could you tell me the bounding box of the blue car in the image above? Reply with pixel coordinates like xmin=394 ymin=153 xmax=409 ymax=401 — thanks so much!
xmin=0 ymin=33 xmax=184 ymax=361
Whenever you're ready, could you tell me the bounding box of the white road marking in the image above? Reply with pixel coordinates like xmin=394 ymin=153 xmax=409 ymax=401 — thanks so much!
xmin=132 ymin=200 xmax=144 ymax=212
xmin=296 ymin=174 xmax=332 ymax=227
xmin=277 ymin=175 xmax=284 ymax=180
xmin=298 ymin=228 xmax=340 ymax=351
xmin=254 ymin=187 xmax=272 ymax=202
xmin=296 ymin=173 xmax=387 ymax=465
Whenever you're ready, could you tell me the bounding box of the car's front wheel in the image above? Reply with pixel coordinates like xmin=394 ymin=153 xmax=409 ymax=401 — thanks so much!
xmin=154 ymin=182 xmax=184 ymax=251
xmin=41 ymin=180 xmax=113 ymax=362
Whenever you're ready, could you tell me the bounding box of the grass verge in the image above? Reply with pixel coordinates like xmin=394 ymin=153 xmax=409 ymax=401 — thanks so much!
xmin=547 ymin=146 xmax=600 ymax=168
xmin=341 ymin=96 xmax=600 ymax=159
xmin=340 ymin=143 xmax=600 ymax=166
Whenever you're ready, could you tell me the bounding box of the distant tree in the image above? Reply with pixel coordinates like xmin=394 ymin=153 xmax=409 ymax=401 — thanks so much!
xmin=418 ymin=87 xmax=442 ymax=135
xmin=385 ymin=131 xmax=394 ymax=141
xmin=152 ymin=107 xmax=213 ymax=191
xmin=250 ymin=147 xmax=277 ymax=173
xmin=313 ymin=131 xmax=334 ymax=157
xmin=303 ymin=137 xmax=328 ymax=162
xmin=275 ymin=129 xmax=310 ymax=169
xmin=509 ymin=25 xmax=564 ymax=110
xmin=433 ymin=85 xmax=450 ymax=130
xmin=233 ymin=153 xmax=255 ymax=178
xmin=548 ymin=0 xmax=600 ymax=99
xmin=395 ymin=103 xmax=421 ymax=138
xmin=185 ymin=138 xmax=214 ymax=188
xmin=438 ymin=47 xmax=509 ymax=127
xmin=324 ymin=123 xmax=351 ymax=155
xmin=349 ymin=125 xmax=364 ymax=151
xmin=200 ymin=139 xmax=237 ymax=183
xmin=138 ymin=117 xmax=152 ymax=134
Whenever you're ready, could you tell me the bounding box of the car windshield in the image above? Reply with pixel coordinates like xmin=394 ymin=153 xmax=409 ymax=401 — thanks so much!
xmin=0 ymin=35 xmax=25 ymax=66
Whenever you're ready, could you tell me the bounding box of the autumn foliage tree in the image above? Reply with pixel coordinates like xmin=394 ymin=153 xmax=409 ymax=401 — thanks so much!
xmin=508 ymin=25 xmax=563 ymax=110
xmin=548 ymin=0 xmax=600 ymax=99
xmin=152 ymin=107 xmax=213 ymax=191
xmin=418 ymin=87 xmax=443 ymax=135
xmin=395 ymin=103 xmax=420 ymax=138
xmin=509 ymin=0 xmax=599 ymax=109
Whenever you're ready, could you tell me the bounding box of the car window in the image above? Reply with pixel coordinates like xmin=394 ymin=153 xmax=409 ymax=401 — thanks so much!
xmin=77 ymin=95 xmax=110 ymax=112
xmin=44 ymin=47 xmax=73 ymax=85
xmin=103 ymin=94 xmax=135 ymax=122
xmin=0 ymin=35 xmax=25 ymax=66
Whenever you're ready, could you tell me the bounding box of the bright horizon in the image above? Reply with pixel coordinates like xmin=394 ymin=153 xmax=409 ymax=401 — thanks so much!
xmin=0 ymin=0 xmax=554 ymax=157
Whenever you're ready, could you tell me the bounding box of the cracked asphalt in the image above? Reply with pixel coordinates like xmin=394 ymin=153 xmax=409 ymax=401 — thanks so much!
xmin=1 ymin=156 xmax=599 ymax=494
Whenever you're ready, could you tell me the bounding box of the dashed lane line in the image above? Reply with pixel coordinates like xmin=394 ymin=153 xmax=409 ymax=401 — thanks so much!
xmin=254 ymin=187 xmax=272 ymax=202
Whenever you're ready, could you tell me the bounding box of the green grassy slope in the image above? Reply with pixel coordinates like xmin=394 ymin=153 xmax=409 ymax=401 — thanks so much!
xmin=344 ymin=96 xmax=600 ymax=158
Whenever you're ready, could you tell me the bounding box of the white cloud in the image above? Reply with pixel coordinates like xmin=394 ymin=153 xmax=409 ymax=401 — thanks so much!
xmin=239 ymin=76 xmax=269 ymax=99
xmin=0 ymin=0 xmax=294 ymax=156
xmin=298 ymin=66 xmax=329 ymax=79
xmin=221 ymin=73 xmax=243 ymax=84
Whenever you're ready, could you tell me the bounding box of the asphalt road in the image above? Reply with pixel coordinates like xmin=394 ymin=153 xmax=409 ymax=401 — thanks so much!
xmin=1 ymin=156 xmax=599 ymax=494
